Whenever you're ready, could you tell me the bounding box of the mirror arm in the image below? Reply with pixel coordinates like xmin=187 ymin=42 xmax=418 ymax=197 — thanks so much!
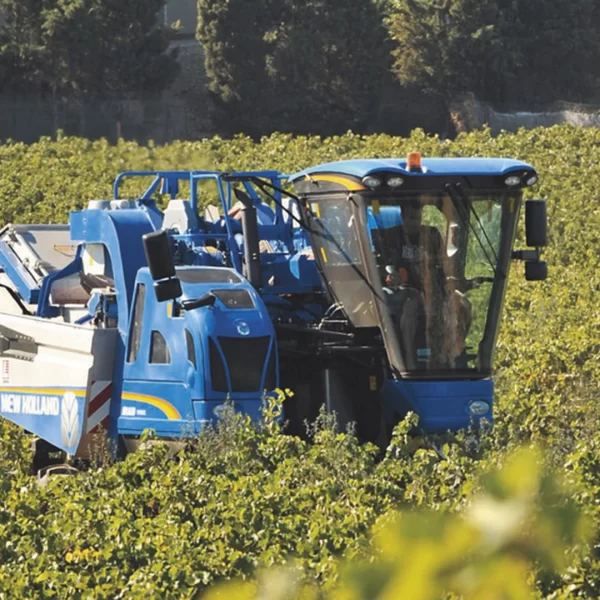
xmin=181 ymin=293 xmax=216 ymax=311
xmin=512 ymin=248 xmax=540 ymax=261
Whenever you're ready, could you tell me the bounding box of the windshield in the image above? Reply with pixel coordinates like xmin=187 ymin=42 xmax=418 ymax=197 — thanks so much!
xmin=364 ymin=190 xmax=514 ymax=374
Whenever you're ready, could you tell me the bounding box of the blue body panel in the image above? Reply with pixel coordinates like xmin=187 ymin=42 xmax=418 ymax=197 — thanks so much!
xmin=69 ymin=208 xmax=157 ymax=335
xmin=381 ymin=379 xmax=494 ymax=431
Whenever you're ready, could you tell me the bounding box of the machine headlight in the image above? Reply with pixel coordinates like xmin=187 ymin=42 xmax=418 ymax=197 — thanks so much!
xmin=387 ymin=176 xmax=404 ymax=188
xmin=524 ymin=174 xmax=538 ymax=187
xmin=469 ymin=400 xmax=490 ymax=416
xmin=504 ymin=175 xmax=522 ymax=187
xmin=362 ymin=176 xmax=382 ymax=189
xmin=213 ymin=404 xmax=229 ymax=418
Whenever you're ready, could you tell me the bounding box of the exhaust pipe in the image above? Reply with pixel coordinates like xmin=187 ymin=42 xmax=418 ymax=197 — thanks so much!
xmin=234 ymin=188 xmax=262 ymax=289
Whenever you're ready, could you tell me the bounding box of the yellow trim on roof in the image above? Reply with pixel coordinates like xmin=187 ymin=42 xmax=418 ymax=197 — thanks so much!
xmin=307 ymin=174 xmax=366 ymax=190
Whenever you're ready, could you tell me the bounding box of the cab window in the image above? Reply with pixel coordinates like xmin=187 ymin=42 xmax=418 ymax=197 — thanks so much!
xmin=127 ymin=284 xmax=146 ymax=363
xmin=185 ymin=329 xmax=196 ymax=368
xmin=149 ymin=330 xmax=171 ymax=364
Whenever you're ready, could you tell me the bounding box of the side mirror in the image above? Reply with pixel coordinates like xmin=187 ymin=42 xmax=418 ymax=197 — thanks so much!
xmin=142 ymin=230 xmax=182 ymax=302
xmin=143 ymin=230 xmax=176 ymax=280
xmin=525 ymin=199 xmax=547 ymax=247
xmin=153 ymin=278 xmax=182 ymax=303
xmin=525 ymin=260 xmax=548 ymax=281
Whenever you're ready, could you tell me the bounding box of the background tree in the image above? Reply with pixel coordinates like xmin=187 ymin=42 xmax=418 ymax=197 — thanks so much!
xmin=0 ymin=0 xmax=47 ymax=93
xmin=196 ymin=0 xmax=273 ymax=136
xmin=0 ymin=0 xmax=178 ymax=98
xmin=197 ymin=0 xmax=390 ymax=137
xmin=386 ymin=0 xmax=600 ymax=107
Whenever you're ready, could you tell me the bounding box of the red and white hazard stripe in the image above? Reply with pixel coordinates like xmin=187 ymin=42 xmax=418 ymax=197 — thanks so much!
xmin=86 ymin=381 xmax=113 ymax=433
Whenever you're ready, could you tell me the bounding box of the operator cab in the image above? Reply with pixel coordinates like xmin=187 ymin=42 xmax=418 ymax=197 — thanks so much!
xmin=290 ymin=154 xmax=544 ymax=381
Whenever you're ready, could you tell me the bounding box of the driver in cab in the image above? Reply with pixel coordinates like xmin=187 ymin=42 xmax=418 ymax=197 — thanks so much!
xmin=379 ymin=199 xmax=472 ymax=369
xmin=383 ymin=199 xmax=445 ymax=294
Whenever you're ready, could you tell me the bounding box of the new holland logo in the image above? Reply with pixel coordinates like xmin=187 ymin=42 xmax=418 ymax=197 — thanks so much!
xmin=61 ymin=391 xmax=79 ymax=449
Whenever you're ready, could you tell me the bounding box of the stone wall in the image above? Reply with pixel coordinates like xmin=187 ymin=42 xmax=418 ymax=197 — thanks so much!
xmin=449 ymin=93 xmax=600 ymax=135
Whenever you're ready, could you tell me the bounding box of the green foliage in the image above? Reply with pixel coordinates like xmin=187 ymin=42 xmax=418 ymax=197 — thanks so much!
xmin=197 ymin=0 xmax=389 ymax=137
xmin=206 ymin=448 xmax=589 ymax=600
xmin=0 ymin=406 xmax=411 ymax=597
xmin=386 ymin=0 xmax=600 ymax=104
xmin=0 ymin=0 xmax=178 ymax=97
xmin=0 ymin=126 xmax=600 ymax=596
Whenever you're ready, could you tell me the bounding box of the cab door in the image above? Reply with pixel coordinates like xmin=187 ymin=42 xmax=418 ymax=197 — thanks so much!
xmin=120 ymin=281 xmax=193 ymax=436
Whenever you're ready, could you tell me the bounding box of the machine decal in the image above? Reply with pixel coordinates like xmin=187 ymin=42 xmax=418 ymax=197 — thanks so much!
xmin=61 ymin=392 xmax=79 ymax=448
xmin=0 ymin=385 xmax=87 ymax=454
xmin=0 ymin=386 xmax=86 ymax=412
xmin=1 ymin=391 xmax=59 ymax=415
xmin=86 ymin=381 xmax=113 ymax=433
xmin=121 ymin=391 xmax=182 ymax=420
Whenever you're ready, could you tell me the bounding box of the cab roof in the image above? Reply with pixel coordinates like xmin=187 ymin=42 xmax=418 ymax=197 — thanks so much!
xmin=288 ymin=157 xmax=535 ymax=181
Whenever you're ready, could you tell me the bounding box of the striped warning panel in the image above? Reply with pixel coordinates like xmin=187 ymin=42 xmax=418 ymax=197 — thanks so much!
xmin=86 ymin=381 xmax=113 ymax=433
